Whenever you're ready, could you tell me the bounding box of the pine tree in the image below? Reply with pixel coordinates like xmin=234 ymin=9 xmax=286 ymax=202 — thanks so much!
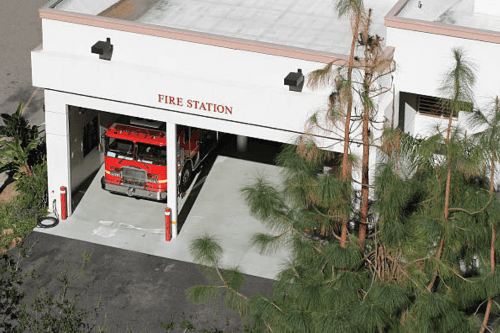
xmin=186 ymin=20 xmax=500 ymax=333
xmin=421 ymin=47 xmax=479 ymax=291
xmin=471 ymin=96 xmax=500 ymax=332
xmin=355 ymin=8 xmax=394 ymax=250
xmin=308 ymin=3 xmax=394 ymax=250
xmin=308 ymin=0 xmax=364 ymax=247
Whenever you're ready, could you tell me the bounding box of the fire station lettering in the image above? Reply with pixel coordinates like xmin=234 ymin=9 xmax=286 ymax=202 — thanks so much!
xmin=158 ymin=94 xmax=232 ymax=115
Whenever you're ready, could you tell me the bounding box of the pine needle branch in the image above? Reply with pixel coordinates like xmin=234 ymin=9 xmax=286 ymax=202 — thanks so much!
xmin=280 ymin=216 xmax=323 ymax=253
xmin=450 ymin=267 xmax=470 ymax=282
xmin=438 ymin=275 xmax=451 ymax=292
xmin=449 ymin=193 xmax=493 ymax=215
xmin=214 ymin=265 xmax=249 ymax=301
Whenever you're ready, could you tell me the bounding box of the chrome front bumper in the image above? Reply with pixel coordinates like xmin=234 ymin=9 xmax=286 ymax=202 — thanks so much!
xmin=101 ymin=177 xmax=167 ymax=201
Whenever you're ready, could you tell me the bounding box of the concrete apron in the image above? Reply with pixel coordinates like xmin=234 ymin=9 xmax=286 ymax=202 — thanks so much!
xmin=36 ymin=156 xmax=290 ymax=280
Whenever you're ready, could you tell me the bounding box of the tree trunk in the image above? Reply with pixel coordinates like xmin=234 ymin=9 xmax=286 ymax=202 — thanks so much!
xmin=480 ymin=96 xmax=498 ymax=333
xmin=429 ymin=93 xmax=457 ymax=291
xmin=480 ymin=223 xmax=496 ymax=333
xmin=359 ymin=103 xmax=370 ymax=250
xmin=443 ymin=97 xmax=457 ymax=220
xmin=358 ymin=9 xmax=373 ymax=251
xmin=387 ymin=88 xmax=396 ymax=165
xmin=340 ymin=8 xmax=360 ymax=248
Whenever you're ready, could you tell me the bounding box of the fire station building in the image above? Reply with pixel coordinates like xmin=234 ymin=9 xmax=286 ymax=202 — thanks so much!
xmin=32 ymin=0 xmax=500 ymax=238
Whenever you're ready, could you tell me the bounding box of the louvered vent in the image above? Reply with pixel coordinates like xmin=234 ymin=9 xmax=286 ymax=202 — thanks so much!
xmin=417 ymin=94 xmax=472 ymax=118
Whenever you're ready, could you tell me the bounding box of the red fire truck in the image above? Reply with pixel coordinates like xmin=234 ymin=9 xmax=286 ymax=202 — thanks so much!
xmin=101 ymin=118 xmax=217 ymax=200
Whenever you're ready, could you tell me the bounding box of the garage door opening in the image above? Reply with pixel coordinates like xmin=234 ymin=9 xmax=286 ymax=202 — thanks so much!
xmin=68 ymin=106 xmax=121 ymax=213
xmin=216 ymin=134 xmax=285 ymax=165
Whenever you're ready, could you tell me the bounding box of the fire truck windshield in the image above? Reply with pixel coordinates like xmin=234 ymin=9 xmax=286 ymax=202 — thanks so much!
xmin=107 ymin=138 xmax=134 ymax=160
xmin=136 ymin=143 xmax=166 ymax=166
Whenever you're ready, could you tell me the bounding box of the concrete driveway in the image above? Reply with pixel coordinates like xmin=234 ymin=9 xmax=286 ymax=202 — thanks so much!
xmin=36 ymin=155 xmax=290 ymax=280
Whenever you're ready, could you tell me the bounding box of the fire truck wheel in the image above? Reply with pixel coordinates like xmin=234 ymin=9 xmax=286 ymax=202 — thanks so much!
xmin=179 ymin=161 xmax=193 ymax=193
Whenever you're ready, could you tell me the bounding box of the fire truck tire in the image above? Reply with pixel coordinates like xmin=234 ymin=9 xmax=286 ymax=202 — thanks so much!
xmin=179 ymin=161 xmax=193 ymax=194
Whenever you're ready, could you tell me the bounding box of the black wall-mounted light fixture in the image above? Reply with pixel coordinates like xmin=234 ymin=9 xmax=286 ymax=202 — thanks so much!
xmin=284 ymin=68 xmax=304 ymax=92
xmin=91 ymin=38 xmax=113 ymax=61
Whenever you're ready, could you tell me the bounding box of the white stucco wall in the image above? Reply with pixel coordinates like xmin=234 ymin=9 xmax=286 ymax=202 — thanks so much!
xmin=35 ymin=19 xmax=336 ymax=141
xmin=44 ymin=90 xmax=71 ymax=215
xmin=387 ymin=26 xmax=500 ymax=134
xmin=388 ymin=27 xmax=500 ymax=102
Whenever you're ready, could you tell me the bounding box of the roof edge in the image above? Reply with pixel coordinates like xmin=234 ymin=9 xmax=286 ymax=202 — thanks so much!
xmin=384 ymin=0 xmax=500 ymax=44
xmin=40 ymin=8 xmax=351 ymax=64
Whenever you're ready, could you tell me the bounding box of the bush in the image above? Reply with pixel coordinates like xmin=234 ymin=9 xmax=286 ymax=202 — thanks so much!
xmin=0 ymin=161 xmax=48 ymax=253
xmin=0 ymin=101 xmax=48 ymax=253
xmin=12 ymin=161 xmax=48 ymax=220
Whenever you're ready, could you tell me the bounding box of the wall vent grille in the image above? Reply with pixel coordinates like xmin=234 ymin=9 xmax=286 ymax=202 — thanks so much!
xmin=417 ymin=94 xmax=472 ymax=118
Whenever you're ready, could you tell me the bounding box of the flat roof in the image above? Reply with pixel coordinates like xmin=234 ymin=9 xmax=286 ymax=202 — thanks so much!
xmin=397 ymin=0 xmax=500 ymax=33
xmin=47 ymin=0 xmax=398 ymax=56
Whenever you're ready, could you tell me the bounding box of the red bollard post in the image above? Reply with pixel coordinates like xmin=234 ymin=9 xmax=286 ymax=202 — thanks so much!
xmin=60 ymin=186 xmax=67 ymax=221
xmin=165 ymin=207 xmax=171 ymax=242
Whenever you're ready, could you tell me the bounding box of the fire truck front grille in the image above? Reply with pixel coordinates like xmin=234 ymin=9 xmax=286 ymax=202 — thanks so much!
xmin=121 ymin=167 xmax=147 ymax=186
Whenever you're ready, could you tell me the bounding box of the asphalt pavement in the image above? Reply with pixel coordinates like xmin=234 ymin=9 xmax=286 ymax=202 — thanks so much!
xmin=0 ymin=0 xmax=47 ymax=127
xmin=16 ymin=231 xmax=274 ymax=332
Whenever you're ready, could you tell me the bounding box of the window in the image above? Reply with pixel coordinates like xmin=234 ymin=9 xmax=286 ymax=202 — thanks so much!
xmin=136 ymin=143 xmax=166 ymax=166
xmin=107 ymin=138 xmax=134 ymax=160
xmin=83 ymin=116 xmax=99 ymax=157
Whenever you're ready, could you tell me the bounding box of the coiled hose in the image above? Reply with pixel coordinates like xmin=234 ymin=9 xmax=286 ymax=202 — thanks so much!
xmin=36 ymin=199 xmax=59 ymax=228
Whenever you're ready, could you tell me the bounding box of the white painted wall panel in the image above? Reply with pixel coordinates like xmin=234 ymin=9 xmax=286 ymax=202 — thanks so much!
xmin=40 ymin=19 xmax=329 ymax=94
xmin=413 ymin=114 xmax=450 ymax=138
xmin=45 ymin=110 xmax=69 ymax=136
xmin=387 ymin=27 xmax=500 ymax=108
xmin=40 ymin=89 xmax=324 ymax=145
xmin=404 ymin=102 xmax=416 ymax=135
xmin=46 ymin=132 xmax=71 ymax=215
xmin=32 ymin=49 xmax=332 ymax=141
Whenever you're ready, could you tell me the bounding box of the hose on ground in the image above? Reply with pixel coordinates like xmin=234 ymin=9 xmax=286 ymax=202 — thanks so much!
xmin=36 ymin=199 xmax=59 ymax=229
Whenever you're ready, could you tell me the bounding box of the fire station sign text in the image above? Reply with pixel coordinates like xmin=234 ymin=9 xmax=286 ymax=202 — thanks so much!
xmin=158 ymin=94 xmax=233 ymax=115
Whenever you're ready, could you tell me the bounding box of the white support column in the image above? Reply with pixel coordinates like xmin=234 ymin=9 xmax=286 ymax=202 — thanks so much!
xmin=167 ymin=121 xmax=179 ymax=238
xmin=44 ymin=90 xmax=72 ymax=217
